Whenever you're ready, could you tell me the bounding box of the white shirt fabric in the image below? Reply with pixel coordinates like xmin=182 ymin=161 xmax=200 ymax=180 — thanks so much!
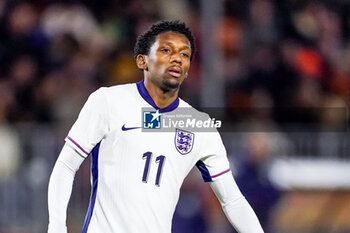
xmin=48 ymin=81 xmax=264 ymax=233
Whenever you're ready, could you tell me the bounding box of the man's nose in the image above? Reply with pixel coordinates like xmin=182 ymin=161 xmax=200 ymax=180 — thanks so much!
xmin=170 ymin=53 xmax=182 ymax=63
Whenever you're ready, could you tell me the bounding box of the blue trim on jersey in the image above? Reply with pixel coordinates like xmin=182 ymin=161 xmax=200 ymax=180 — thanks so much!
xmin=82 ymin=142 xmax=100 ymax=233
xmin=136 ymin=80 xmax=179 ymax=113
xmin=196 ymin=161 xmax=212 ymax=182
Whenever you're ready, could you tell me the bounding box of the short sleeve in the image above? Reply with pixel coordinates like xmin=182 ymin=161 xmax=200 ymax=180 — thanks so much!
xmin=65 ymin=88 xmax=109 ymax=157
xmin=196 ymin=131 xmax=231 ymax=182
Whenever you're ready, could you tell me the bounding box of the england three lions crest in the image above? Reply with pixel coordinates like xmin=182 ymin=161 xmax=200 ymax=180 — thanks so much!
xmin=175 ymin=129 xmax=194 ymax=155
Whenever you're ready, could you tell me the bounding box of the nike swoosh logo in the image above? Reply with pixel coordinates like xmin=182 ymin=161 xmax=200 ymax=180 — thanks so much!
xmin=122 ymin=124 xmax=141 ymax=131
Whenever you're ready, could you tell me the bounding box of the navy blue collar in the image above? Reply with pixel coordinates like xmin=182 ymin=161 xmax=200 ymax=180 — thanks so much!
xmin=136 ymin=80 xmax=179 ymax=113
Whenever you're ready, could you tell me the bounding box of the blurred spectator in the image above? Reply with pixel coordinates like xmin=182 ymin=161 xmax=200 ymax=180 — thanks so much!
xmin=244 ymin=0 xmax=279 ymax=49
xmin=0 ymin=81 xmax=20 ymax=181
xmin=41 ymin=3 xmax=100 ymax=46
xmin=9 ymin=55 xmax=39 ymax=121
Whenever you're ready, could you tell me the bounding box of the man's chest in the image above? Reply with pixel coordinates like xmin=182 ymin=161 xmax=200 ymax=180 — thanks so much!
xmin=96 ymin=129 xmax=200 ymax=193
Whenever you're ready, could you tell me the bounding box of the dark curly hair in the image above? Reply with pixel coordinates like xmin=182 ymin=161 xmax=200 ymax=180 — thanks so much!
xmin=134 ymin=20 xmax=196 ymax=62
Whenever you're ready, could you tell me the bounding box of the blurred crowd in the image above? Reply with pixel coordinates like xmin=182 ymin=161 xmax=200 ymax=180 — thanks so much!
xmin=0 ymin=0 xmax=349 ymax=125
xmin=220 ymin=0 xmax=349 ymax=132
xmin=0 ymin=0 xmax=350 ymax=232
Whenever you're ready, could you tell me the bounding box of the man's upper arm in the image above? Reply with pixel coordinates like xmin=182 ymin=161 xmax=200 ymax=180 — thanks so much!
xmin=65 ymin=88 xmax=109 ymax=157
xmin=196 ymin=131 xmax=231 ymax=182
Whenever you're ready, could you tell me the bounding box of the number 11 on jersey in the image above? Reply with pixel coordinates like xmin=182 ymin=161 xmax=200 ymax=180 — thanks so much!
xmin=142 ymin=152 xmax=166 ymax=186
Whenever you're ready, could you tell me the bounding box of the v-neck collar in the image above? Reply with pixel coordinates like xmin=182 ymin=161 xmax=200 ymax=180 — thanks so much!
xmin=136 ymin=80 xmax=179 ymax=113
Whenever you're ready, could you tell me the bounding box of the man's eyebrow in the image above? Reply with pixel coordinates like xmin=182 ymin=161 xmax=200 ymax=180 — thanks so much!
xmin=162 ymin=42 xmax=191 ymax=50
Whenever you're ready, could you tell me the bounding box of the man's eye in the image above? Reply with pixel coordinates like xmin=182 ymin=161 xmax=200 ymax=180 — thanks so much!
xmin=161 ymin=48 xmax=170 ymax=53
xmin=181 ymin=53 xmax=189 ymax=58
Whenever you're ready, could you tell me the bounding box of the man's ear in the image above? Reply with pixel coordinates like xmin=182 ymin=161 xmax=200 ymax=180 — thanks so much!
xmin=136 ymin=55 xmax=148 ymax=71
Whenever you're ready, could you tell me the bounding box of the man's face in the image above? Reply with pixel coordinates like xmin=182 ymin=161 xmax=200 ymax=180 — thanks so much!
xmin=139 ymin=31 xmax=191 ymax=91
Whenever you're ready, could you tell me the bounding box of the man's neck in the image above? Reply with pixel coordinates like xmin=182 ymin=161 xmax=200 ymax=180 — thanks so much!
xmin=144 ymin=79 xmax=179 ymax=109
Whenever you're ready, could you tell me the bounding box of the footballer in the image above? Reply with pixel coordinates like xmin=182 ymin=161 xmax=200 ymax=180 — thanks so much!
xmin=47 ymin=20 xmax=264 ymax=233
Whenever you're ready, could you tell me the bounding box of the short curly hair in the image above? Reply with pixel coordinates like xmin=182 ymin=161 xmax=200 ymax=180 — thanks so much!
xmin=134 ymin=20 xmax=196 ymax=62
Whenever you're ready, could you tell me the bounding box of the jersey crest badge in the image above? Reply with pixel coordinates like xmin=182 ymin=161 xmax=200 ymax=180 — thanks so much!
xmin=175 ymin=129 xmax=194 ymax=155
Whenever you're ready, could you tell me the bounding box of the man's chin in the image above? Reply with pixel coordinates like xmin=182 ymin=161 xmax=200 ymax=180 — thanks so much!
xmin=161 ymin=80 xmax=181 ymax=91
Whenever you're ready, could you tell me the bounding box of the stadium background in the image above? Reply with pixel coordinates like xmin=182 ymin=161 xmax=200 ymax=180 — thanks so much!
xmin=0 ymin=0 xmax=350 ymax=232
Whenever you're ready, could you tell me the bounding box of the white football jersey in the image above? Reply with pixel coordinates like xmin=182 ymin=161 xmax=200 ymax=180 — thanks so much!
xmin=65 ymin=81 xmax=231 ymax=233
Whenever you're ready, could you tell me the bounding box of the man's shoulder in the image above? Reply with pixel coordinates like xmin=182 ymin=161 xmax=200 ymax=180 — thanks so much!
xmin=94 ymin=82 xmax=137 ymax=98
xmin=178 ymin=98 xmax=194 ymax=109
xmin=103 ymin=82 xmax=137 ymax=93
xmin=178 ymin=98 xmax=209 ymax=118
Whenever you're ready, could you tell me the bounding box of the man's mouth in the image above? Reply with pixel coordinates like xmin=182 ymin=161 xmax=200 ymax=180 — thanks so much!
xmin=169 ymin=71 xmax=181 ymax=77
xmin=168 ymin=66 xmax=182 ymax=78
